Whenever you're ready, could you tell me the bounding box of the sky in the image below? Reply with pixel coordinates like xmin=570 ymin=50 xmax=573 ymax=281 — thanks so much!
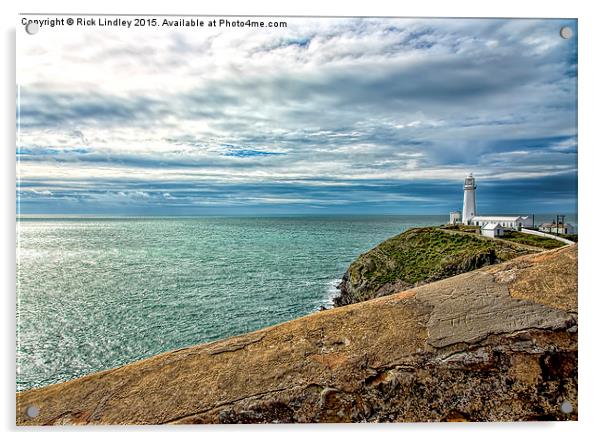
xmin=17 ymin=17 xmax=577 ymax=215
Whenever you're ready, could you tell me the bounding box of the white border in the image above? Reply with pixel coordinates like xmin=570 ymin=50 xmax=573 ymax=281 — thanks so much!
xmin=3 ymin=1 xmax=601 ymax=439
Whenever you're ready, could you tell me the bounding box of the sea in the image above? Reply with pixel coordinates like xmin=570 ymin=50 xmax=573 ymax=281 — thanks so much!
xmin=16 ymin=214 xmax=577 ymax=391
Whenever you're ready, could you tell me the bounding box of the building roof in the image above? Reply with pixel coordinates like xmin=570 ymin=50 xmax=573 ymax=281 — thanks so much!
xmin=472 ymin=216 xmax=522 ymax=221
xmin=540 ymin=223 xmax=573 ymax=228
xmin=482 ymin=223 xmax=503 ymax=230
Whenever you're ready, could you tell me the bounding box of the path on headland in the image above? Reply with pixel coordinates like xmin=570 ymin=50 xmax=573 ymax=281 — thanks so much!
xmin=520 ymin=228 xmax=575 ymax=245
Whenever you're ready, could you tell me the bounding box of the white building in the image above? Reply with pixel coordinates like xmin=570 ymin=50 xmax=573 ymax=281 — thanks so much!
xmin=471 ymin=215 xmax=534 ymax=229
xmin=449 ymin=211 xmax=461 ymax=225
xmin=457 ymin=173 xmax=533 ymax=230
xmin=481 ymin=223 xmax=504 ymax=238
xmin=539 ymin=223 xmax=575 ymax=235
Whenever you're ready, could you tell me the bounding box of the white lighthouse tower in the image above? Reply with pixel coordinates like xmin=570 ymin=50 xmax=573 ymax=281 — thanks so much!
xmin=462 ymin=173 xmax=477 ymax=225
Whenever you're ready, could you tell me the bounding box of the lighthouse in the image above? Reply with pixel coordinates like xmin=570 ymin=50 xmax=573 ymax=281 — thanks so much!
xmin=450 ymin=174 xmax=534 ymax=230
xmin=462 ymin=173 xmax=477 ymax=225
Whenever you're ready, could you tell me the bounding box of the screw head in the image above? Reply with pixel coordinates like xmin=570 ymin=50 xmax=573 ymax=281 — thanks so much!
xmin=560 ymin=26 xmax=573 ymax=39
xmin=560 ymin=400 xmax=574 ymax=414
xmin=25 ymin=22 xmax=39 ymax=35
xmin=25 ymin=405 xmax=40 ymax=418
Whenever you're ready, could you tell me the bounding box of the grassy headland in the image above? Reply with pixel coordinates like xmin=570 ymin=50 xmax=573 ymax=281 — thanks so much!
xmin=334 ymin=226 xmax=538 ymax=306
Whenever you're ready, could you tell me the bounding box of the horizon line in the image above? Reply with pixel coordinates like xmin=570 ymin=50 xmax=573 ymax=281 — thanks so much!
xmin=16 ymin=212 xmax=578 ymax=218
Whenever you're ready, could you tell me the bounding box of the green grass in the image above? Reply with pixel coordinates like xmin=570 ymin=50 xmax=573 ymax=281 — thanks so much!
xmin=346 ymin=227 xmax=536 ymax=301
xmin=440 ymin=224 xmax=481 ymax=233
xmin=501 ymin=231 xmax=565 ymax=249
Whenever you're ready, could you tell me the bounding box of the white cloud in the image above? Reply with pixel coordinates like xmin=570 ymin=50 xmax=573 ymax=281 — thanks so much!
xmin=16 ymin=17 xmax=577 ymax=212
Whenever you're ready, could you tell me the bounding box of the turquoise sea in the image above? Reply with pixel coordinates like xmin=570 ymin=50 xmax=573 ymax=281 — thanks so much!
xmin=16 ymin=214 xmax=577 ymax=391
xmin=17 ymin=215 xmax=447 ymax=391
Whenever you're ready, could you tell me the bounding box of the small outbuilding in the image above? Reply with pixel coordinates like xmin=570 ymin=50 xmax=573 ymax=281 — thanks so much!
xmin=449 ymin=211 xmax=462 ymax=225
xmin=481 ymin=223 xmax=504 ymax=238
xmin=539 ymin=223 xmax=575 ymax=235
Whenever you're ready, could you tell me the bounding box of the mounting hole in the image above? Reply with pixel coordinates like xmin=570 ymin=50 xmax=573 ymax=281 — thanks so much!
xmin=560 ymin=400 xmax=574 ymax=414
xmin=560 ymin=26 xmax=573 ymax=39
xmin=25 ymin=405 xmax=40 ymax=418
xmin=25 ymin=22 xmax=39 ymax=35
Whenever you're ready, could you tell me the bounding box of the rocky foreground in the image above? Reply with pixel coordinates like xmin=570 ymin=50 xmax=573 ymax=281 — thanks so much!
xmin=17 ymin=244 xmax=577 ymax=424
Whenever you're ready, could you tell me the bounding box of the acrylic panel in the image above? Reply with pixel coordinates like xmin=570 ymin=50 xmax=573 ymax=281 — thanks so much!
xmin=16 ymin=15 xmax=577 ymax=424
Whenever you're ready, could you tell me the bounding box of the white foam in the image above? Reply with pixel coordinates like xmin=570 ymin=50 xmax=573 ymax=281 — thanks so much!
xmin=324 ymin=278 xmax=342 ymax=307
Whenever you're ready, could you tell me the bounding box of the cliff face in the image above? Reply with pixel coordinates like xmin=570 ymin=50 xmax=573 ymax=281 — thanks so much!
xmin=334 ymin=227 xmax=537 ymax=306
xmin=16 ymin=245 xmax=577 ymax=424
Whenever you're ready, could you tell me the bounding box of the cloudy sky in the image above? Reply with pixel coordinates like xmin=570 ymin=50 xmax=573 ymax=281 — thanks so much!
xmin=17 ymin=17 xmax=577 ymax=215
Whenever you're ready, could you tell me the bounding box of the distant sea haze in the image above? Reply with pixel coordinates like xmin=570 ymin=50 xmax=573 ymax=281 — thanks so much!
xmin=16 ymin=214 xmax=577 ymax=391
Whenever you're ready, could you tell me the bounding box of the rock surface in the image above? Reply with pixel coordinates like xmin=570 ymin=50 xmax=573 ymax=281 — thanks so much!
xmin=16 ymin=245 xmax=577 ymax=424
xmin=334 ymin=227 xmax=536 ymax=306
